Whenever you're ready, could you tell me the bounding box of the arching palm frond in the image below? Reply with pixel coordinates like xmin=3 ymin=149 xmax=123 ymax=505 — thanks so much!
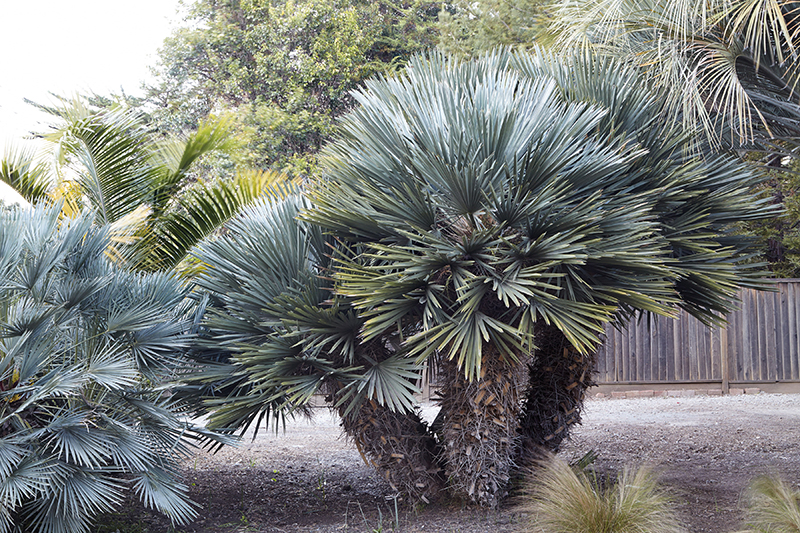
xmin=547 ymin=0 xmax=800 ymax=149
xmin=1 ymin=96 xmax=283 ymax=273
xmin=0 ymin=146 xmax=51 ymax=205
xmin=127 ymin=169 xmax=289 ymax=272
xmin=49 ymin=104 xmax=158 ymax=224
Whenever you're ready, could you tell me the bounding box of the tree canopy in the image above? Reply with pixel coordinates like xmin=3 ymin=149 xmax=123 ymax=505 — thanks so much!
xmin=144 ymin=0 xmax=439 ymax=178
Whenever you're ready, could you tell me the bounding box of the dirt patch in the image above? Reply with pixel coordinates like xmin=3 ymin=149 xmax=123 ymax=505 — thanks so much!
xmin=96 ymin=393 xmax=800 ymax=532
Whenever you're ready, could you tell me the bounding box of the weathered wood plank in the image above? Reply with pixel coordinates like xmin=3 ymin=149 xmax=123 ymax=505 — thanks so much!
xmin=765 ymin=289 xmax=778 ymax=381
xmin=593 ymin=281 xmax=800 ymax=385
xmin=791 ymin=283 xmax=799 ymax=380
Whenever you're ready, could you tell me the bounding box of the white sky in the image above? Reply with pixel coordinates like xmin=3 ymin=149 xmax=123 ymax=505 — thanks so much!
xmin=0 ymin=0 xmax=184 ymax=202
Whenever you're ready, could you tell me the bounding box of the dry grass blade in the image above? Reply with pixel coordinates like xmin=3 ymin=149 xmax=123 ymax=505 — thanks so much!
xmin=741 ymin=475 xmax=800 ymax=533
xmin=517 ymin=456 xmax=686 ymax=533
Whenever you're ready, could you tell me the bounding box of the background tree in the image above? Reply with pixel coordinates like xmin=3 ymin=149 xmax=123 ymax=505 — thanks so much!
xmin=145 ymin=0 xmax=440 ymax=179
xmin=742 ymin=167 xmax=800 ymax=277
xmin=0 ymin=207 xmax=225 ymax=533
xmin=437 ymin=0 xmax=552 ymax=57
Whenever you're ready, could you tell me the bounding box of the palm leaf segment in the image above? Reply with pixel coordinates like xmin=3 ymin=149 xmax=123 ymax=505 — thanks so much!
xmin=0 ymin=96 xmax=283 ymax=272
xmin=305 ymin=49 xmax=776 ymax=381
xmin=548 ymin=0 xmax=800 ymax=149
xmin=182 ymin=192 xmax=421 ymax=433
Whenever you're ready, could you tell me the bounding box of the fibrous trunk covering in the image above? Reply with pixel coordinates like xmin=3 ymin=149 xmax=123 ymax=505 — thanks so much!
xmin=434 ymin=344 xmax=529 ymax=508
xmin=517 ymin=323 xmax=596 ymax=464
xmin=338 ymin=400 xmax=443 ymax=503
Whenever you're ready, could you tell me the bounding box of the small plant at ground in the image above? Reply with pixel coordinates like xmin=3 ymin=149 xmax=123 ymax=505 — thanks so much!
xmin=516 ymin=455 xmax=685 ymax=533
xmin=739 ymin=475 xmax=800 ymax=533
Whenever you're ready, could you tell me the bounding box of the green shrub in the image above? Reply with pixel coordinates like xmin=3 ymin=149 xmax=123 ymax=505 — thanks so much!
xmin=517 ymin=456 xmax=685 ymax=533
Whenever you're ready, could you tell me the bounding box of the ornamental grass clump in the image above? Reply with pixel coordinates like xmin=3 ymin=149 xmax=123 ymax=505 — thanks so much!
xmin=517 ymin=456 xmax=685 ymax=533
xmin=740 ymin=475 xmax=800 ymax=533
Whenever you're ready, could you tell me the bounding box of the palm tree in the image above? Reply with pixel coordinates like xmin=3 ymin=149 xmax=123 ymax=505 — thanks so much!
xmin=0 ymin=206 xmax=225 ymax=533
xmin=303 ymin=49 xmax=776 ymax=505
xmin=0 ymin=96 xmax=283 ymax=272
xmin=184 ymin=49 xmax=776 ymax=507
xmin=546 ymin=0 xmax=800 ymax=152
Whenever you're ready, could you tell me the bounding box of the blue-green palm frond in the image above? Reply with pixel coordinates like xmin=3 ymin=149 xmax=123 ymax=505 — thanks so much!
xmin=0 ymin=206 xmax=224 ymax=533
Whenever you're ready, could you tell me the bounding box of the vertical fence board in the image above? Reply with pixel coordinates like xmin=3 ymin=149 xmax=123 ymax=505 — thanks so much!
xmin=664 ymin=317 xmax=675 ymax=381
xmin=766 ymin=290 xmax=777 ymax=381
xmin=594 ymin=281 xmax=800 ymax=386
xmin=778 ymin=282 xmax=788 ymax=380
xmin=793 ymin=283 xmax=800 ymax=380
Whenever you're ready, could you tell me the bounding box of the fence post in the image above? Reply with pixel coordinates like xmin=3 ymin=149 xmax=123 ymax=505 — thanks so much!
xmin=720 ymin=324 xmax=730 ymax=395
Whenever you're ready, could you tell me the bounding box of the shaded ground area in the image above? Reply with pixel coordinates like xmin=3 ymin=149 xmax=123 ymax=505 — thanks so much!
xmin=95 ymin=393 xmax=800 ymax=532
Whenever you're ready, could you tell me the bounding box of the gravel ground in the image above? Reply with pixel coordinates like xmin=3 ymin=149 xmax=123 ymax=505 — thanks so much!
xmin=560 ymin=392 xmax=800 ymax=533
xmin=96 ymin=392 xmax=800 ymax=533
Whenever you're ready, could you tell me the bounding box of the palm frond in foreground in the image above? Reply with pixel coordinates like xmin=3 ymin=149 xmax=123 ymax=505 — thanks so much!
xmin=0 ymin=207 xmax=225 ymax=533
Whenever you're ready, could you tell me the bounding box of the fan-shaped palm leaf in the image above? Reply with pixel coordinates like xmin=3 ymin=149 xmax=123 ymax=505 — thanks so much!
xmin=0 ymin=206 xmax=228 ymax=533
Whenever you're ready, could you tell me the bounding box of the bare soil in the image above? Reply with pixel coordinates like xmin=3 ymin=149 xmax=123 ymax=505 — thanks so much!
xmin=96 ymin=392 xmax=800 ymax=533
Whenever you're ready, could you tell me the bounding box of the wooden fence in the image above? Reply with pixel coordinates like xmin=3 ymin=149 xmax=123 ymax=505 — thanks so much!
xmin=595 ymin=279 xmax=800 ymax=390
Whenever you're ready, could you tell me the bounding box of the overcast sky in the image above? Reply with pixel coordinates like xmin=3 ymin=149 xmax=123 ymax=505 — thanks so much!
xmin=0 ymin=1 xmax=184 ymax=202
xmin=0 ymin=0 xmax=183 ymax=145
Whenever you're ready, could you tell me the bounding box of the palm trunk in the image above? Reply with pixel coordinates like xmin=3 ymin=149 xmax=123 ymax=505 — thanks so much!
xmin=516 ymin=323 xmax=596 ymax=466
xmin=335 ymin=399 xmax=443 ymax=504
xmin=434 ymin=344 xmax=529 ymax=508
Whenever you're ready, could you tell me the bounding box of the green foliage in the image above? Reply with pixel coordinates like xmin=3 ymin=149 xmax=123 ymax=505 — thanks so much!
xmin=740 ymin=163 xmax=800 ymax=278
xmin=742 ymin=475 xmax=800 ymax=533
xmin=0 ymin=96 xmax=281 ymax=272
xmin=145 ymin=0 xmax=440 ymax=178
xmin=437 ymin=0 xmax=552 ymax=57
xmin=0 ymin=207 xmax=225 ymax=533
xmin=517 ymin=456 xmax=685 ymax=533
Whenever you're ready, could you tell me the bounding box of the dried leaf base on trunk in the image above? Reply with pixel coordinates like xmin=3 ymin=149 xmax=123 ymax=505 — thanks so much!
xmin=517 ymin=324 xmax=595 ymax=465
xmin=435 ymin=348 xmax=529 ymax=508
xmin=338 ymin=399 xmax=443 ymax=503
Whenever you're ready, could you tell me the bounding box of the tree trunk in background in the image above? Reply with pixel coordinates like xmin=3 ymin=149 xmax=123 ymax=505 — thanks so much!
xmin=338 ymin=399 xmax=444 ymax=504
xmin=516 ymin=323 xmax=596 ymax=466
xmin=434 ymin=345 xmax=529 ymax=508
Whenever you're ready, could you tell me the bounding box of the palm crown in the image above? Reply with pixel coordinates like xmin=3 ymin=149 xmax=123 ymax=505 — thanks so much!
xmin=306 ymin=49 xmax=774 ymax=379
